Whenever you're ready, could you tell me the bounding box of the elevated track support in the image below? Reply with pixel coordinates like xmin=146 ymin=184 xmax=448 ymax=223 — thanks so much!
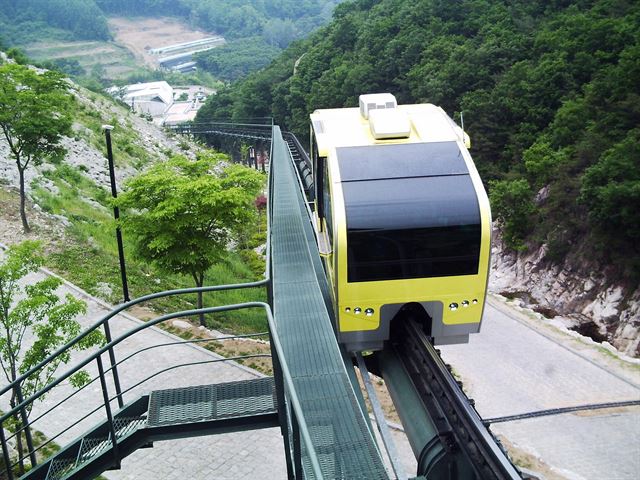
xmin=373 ymin=316 xmax=521 ymax=479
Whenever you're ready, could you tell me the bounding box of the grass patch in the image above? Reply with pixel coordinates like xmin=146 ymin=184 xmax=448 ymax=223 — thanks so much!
xmin=72 ymin=96 xmax=154 ymax=169
xmin=33 ymin=162 xmax=268 ymax=333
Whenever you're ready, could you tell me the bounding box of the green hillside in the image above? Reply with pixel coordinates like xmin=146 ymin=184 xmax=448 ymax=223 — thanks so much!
xmin=0 ymin=0 xmax=344 ymax=82
xmin=0 ymin=0 xmax=110 ymax=44
xmin=198 ymin=0 xmax=640 ymax=283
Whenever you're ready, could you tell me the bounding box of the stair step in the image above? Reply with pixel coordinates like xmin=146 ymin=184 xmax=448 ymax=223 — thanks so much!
xmin=44 ymin=415 xmax=148 ymax=480
xmin=113 ymin=415 xmax=147 ymax=437
xmin=147 ymin=377 xmax=276 ymax=427
xmin=77 ymin=436 xmax=110 ymax=463
xmin=75 ymin=416 xmax=146 ymax=464
xmin=45 ymin=457 xmax=76 ymax=480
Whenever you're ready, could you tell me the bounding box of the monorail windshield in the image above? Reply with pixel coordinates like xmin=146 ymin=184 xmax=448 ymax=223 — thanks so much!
xmin=338 ymin=143 xmax=481 ymax=283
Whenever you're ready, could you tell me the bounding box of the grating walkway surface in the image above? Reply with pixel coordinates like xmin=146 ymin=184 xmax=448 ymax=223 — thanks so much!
xmin=270 ymin=127 xmax=389 ymax=479
xmin=148 ymin=378 xmax=277 ymax=427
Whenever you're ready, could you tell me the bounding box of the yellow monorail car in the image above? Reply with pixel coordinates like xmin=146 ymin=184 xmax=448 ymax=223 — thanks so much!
xmin=310 ymin=93 xmax=491 ymax=352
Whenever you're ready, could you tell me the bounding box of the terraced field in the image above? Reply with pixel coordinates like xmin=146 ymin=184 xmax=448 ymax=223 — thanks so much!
xmin=24 ymin=40 xmax=139 ymax=78
xmin=21 ymin=16 xmax=216 ymax=80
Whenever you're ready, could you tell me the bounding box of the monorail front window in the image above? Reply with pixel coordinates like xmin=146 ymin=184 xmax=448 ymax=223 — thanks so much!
xmin=342 ymin=175 xmax=481 ymax=283
xmin=347 ymin=224 xmax=480 ymax=282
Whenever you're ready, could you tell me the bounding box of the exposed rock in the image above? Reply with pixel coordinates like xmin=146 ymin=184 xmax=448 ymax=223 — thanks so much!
xmin=172 ymin=320 xmax=193 ymax=330
xmin=94 ymin=282 xmax=114 ymax=299
xmin=491 ymin=225 xmax=640 ymax=357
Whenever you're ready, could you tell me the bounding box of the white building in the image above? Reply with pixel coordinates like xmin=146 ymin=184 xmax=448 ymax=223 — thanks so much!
xmin=109 ymin=81 xmax=174 ymax=117
xmin=107 ymin=82 xmax=213 ymax=124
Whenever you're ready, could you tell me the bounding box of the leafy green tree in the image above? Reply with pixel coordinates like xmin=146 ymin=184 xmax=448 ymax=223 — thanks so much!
xmin=489 ymin=178 xmax=536 ymax=251
xmin=523 ymin=138 xmax=569 ymax=188
xmin=580 ymin=128 xmax=640 ymax=244
xmin=0 ymin=63 xmax=74 ymax=232
xmin=5 ymin=48 xmax=29 ymax=65
xmin=195 ymin=37 xmax=281 ymax=82
xmin=0 ymin=241 xmax=103 ymax=473
xmin=117 ymin=153 xmax=264 ymax=326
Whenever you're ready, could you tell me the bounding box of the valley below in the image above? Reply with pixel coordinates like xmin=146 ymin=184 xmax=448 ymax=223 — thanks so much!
xmin=22 ymin=16 xmax=219 ymax=79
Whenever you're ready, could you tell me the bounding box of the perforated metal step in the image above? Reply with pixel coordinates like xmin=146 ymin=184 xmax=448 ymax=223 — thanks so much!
xmin=147 ymin=377 xmax=276 ymax=427
xmin=44 ymin=415 xmax=147 ymax=480
xmin=45 ymin=458 xmax=75 ymax=480
xmin=77 ymin=436 xmax=110 ymax=464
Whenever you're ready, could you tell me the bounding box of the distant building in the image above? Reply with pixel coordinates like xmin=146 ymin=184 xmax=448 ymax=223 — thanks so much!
xmin=108 ymin=81 xmax=174 ymax=117
xmin=149 ymin=36 xmax=225 ymax=73
xmin=107 ymin=82 xmax=214 ymax=125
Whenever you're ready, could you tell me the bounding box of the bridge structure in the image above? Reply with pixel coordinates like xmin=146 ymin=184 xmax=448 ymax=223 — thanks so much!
xmin=0 ymin=124 xmax=522 ymax=480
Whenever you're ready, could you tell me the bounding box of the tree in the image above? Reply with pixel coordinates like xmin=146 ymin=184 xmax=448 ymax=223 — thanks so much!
xmin=489 ymin=178 xmax=536 ymax=251
xmin=580 ymin=128 xmax=640 ymax=244
xmin=117 ymin=153 xmax=264 ymax=326
xmin=0 ymin=241 xmax=103 ymax=474
xmin=0 ymin=63 xmax=74 ymax=232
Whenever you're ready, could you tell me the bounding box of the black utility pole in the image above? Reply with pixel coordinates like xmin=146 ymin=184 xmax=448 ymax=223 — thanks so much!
xmin=103 ymin=125 xmax=130 ymax=303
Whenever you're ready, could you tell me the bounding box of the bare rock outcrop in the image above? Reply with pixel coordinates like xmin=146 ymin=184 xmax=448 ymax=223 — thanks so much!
xmin=490 ymin=226 xmax=640 ymax=357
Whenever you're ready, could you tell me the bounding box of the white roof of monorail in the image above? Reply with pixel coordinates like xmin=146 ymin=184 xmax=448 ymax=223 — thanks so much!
xmin=311 ymin=104 xmax=466 ymax=156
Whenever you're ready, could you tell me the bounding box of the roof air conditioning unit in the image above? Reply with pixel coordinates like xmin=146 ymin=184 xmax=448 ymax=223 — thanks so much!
xmin=359 ymin=93 xmax=397 ymax=119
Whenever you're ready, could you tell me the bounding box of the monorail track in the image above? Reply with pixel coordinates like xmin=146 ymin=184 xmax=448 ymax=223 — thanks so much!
xmin=375 ymin=316 xmax=521 ymax=479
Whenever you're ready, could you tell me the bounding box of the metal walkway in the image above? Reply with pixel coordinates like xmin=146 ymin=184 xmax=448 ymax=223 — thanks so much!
xmin=270 ymin=126 xmax=388 ymax=478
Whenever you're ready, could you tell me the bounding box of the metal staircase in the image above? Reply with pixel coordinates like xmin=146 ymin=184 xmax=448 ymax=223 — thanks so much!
xmin=24 ymin=378 xmax=278 ymax=480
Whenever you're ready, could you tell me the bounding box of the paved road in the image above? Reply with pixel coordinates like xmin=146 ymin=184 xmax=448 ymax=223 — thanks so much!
xmin=439 ymin=296 xmax=640 ymax=480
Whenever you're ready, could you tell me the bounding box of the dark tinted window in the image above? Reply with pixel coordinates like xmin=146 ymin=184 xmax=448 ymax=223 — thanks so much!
xmin=323 ymin=158 xmax=333 ymax=244
xmin=348 ymin=225 xmax=480 ymax=282
xmin=343 ymin=176 xmax=480 ymax=230
xmin=337 ymin=142 xmax=468 ymax=182
xmin=342 ymin=176 xmax=481 ymax=282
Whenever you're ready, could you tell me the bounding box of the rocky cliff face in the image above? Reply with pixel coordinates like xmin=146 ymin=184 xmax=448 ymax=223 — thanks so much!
xmin=490 ymin=226 xmax=640 ymax=357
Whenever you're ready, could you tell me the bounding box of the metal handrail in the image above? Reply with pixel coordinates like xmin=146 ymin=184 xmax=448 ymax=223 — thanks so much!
xmin=3 ymin=303 xmax=322 ymax=479
xmin=116 ymin=354 xmax=271 ymax=400
xmin=5 ymin=332 xmax=269 ymax=445
xmin=168 ymin=119 xmax=274 ymax=128
xmin=0 ymin=304 xmax=259 ymax=422
xmin=0 ymin=282 xmax=269 ymax=402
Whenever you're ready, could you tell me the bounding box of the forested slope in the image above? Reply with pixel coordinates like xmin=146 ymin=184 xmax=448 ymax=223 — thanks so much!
xmin=0 ymin=0 xmax=110 ymax=42
xmin=0 ymin=0 xmax=344 ymax=81
xmin=199 ymin=0 xmax=640 ymax=286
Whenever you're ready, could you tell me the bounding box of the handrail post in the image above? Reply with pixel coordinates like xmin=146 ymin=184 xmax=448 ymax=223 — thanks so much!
xmin=0 ymin=421 xmax=15 ymax=480
xmin=102 ymin=125 xmax=130 ymax=303
xmin=269 ymin=331 xmax=294 ymax=479
xmin=96 ymin=355 xmax=121 ymax=469
xmin=15 ymin=385 xmax=37 ymax=468
xmin=291 ymin=412 xmax=303 ymax=478
xmin=103 ymin=320 xmax=124 ymax=408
